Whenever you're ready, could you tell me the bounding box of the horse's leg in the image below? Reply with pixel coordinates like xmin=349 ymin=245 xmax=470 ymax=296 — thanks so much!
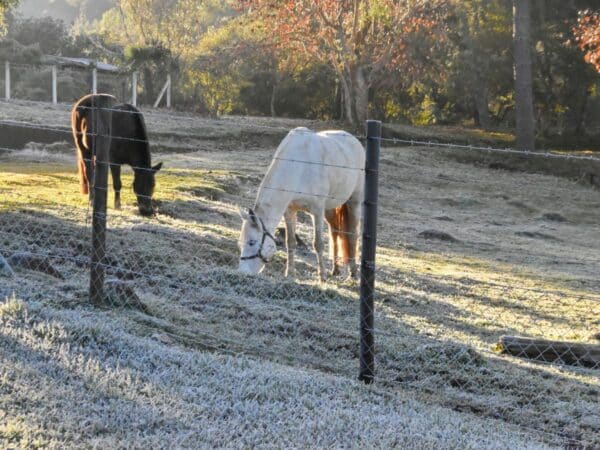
xmin=110 ymin=164 xmax=122 ymax=210
xmin=284 ymin=209 xmax=297 ymax=278
xmin=311 ymin=208 xmax=326 ymax=282
xmin=325 ymin=209 xmax=340 ymax=276
xmin=346 ymin=199 xmax=362 ymax=279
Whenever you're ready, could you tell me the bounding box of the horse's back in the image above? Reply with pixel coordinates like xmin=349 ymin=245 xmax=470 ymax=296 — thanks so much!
xmin=316 ymin=129 xmax=365 ymax=166
xmin=71 ymin=94 xmax=116 ymax=125
xmin=268 ymin=127 xmax=364 ymax=207
xmin=111 ymin=103 xmax=148 ymax=143
xmin=109 ymin=103 xmax=150 ymax=166
xmin=279 ymin=127 xmax=364 ymax=166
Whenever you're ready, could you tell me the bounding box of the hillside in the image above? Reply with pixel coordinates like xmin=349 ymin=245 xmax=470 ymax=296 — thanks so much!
xmin=0 ymin=100 xmax=598 ymax=448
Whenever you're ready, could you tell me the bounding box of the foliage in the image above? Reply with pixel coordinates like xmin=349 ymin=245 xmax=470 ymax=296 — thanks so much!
xmin=530 ymin=1 xmax=599 ymax=138
xmin=574 ymin=9 xmax=600 ymax=73
xmin=1 ymin=0 xmax=599 ymax=142
xmin=6 ymin=16 xmax=72 ymax=55
xmin=0 ymin=37 xmax=41 ymax=63
xmin=0 ymin=0 xmax=18 ymax=32
xmin=237 ymin=0 xmax=451 ymax=126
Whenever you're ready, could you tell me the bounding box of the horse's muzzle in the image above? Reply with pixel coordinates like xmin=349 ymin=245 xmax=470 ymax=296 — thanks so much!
xmin=136 ymin=197 xmax=155 ymax=217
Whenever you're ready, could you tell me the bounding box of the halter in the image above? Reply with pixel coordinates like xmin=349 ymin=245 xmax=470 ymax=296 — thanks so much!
xmin=240 ymin=217 xmax=277 ymax=263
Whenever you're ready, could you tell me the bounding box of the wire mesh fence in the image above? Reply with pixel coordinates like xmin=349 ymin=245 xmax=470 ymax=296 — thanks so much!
xmin=0 ymin=99 xmax=598 ymax=448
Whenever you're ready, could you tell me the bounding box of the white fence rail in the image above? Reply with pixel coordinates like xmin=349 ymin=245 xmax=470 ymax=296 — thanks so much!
xmin=0 ymin=61 xmax=171 ymax=108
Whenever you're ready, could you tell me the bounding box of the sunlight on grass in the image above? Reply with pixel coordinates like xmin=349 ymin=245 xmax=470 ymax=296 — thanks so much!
xmin=0 ymin=163 xmax=83 ymax=211
xmin=375 ymin=246 xmax=599 ymax=347
xmin=0 ymin=295 xmax=26 ymax=319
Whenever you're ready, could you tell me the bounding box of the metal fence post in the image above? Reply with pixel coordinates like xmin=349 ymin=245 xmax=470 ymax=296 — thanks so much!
xmin=89 ymin=95 xmax=113 ymax=305
xmin=5 ymin=61 xmax=10 ymax=101
xmin=359 ymin=120 xmax=381 ymax=384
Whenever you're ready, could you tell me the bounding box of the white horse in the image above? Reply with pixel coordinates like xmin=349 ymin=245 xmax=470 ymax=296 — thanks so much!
xmin=238 ymin=127 xmax=365 ymax=281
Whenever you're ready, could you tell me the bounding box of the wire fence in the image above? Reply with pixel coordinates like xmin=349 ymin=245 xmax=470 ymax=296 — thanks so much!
xmin=0 ymin=99 xmax=598 ymax=448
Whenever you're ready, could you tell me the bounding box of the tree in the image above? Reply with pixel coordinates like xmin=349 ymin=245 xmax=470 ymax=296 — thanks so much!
xmin=450 ymin=0 xmax=512 ymax=129
xmin=238 ymin=0 xmax=449 ymax=126
xmin=97 ymin=0 xmax=231 ymax=61
xmin=125 ymin=43 xmax=173 ymax=104
xmin=530 ymin=1 xmax=599 ymax=140
xmin=513 ymin=0 xmax=535 ymax=150
xmin=0 ymin=0 xmax=18 ymax=33
xmin=7 ymin=17 xmax=72 ymax=55
xmin=95 ymin=0 xmax=234 ymax=106
xmin=574 ymin=9 xmax=600 ymax=73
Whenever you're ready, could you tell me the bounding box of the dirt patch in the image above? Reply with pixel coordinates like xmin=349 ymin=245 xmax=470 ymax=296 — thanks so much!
xmin=539 ymin=212 xmax=568 ymax=223
xmin=506 ymin=200 xmax=537 ymax=214
xmin=515 ymin=230 xmax=560 ymax=241
xmin=418 ymin=230 xmax=459 ymax=243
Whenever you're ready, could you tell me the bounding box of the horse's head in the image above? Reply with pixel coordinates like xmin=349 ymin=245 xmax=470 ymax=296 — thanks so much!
xmin=133 ymin=162 xmax=163 ymax=216
xmin=238 ymin=208 xmax=277 ymax=274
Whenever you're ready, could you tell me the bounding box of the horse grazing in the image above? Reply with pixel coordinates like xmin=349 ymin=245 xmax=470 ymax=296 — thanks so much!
xmin=238 ymin=127 xmax=364 ymax=281
xmin=71 ymin=93 xmax=162 ymax=216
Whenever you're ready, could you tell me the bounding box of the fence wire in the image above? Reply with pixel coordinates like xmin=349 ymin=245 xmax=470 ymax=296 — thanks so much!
xmin=0 ymin=100 xmax=598 ymax=449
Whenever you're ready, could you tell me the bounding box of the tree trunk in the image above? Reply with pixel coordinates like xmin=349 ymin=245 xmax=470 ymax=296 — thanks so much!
xmin=339 ymin=65 xmax=369 ymax=127
xmin=339 ymin=71 xmax=355 ymax=126
xmin=513 ymin=0 xmax=535 ymax=151
xmin=338 ymin=81 xmax=345 ymax=121
xmin=572 ymin=84 xmax=590 ymax=136
xmin=473 ymin=76 xmax=492 ymax=129
xmin=499 ymin=335 xmax=600 ymax=368
xmin=352 ymin=66 xmax=369 ymax=126
xmin=333 ymin=78 xmax=342 ymax=120
xmin=270 ymin=78 xmax=277 ymax=117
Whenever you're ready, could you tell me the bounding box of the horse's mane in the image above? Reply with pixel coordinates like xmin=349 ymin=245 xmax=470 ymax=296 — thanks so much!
xmin=256 ymin=127 xmax=315 ymax=203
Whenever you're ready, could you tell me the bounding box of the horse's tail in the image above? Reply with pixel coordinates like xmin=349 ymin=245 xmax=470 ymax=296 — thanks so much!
xmin=72 ymin=94 xmax=116 ymax=194
xmin=71 ymin=100 xmax=89 ymax=195
xmin=335 ymin=203 xmax=356 ymax=266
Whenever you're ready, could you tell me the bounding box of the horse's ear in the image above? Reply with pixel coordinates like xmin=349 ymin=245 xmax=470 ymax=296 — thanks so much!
xmin=152 ymin=162 xmax=163 ymax=172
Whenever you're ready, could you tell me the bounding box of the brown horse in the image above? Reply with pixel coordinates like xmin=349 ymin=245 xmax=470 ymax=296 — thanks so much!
xmin=71 ymin=94 xmax=162 ymax=216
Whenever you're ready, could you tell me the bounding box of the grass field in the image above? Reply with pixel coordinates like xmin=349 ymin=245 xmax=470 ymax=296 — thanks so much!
xmin=0 ymin=100 xmax=599 ymax=448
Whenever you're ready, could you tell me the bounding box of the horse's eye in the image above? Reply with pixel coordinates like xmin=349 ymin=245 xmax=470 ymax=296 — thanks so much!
xmin=248 ymin=240 xmax=257 ymax=246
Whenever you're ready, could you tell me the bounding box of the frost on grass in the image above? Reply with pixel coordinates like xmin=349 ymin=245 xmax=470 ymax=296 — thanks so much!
xmin=0 ymin=298 xmax=553 ymax=449
xmin=1 ymin=106 xmax=599 ymax=447
xmin=0 ymin=295 xmax=26 ymax=319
